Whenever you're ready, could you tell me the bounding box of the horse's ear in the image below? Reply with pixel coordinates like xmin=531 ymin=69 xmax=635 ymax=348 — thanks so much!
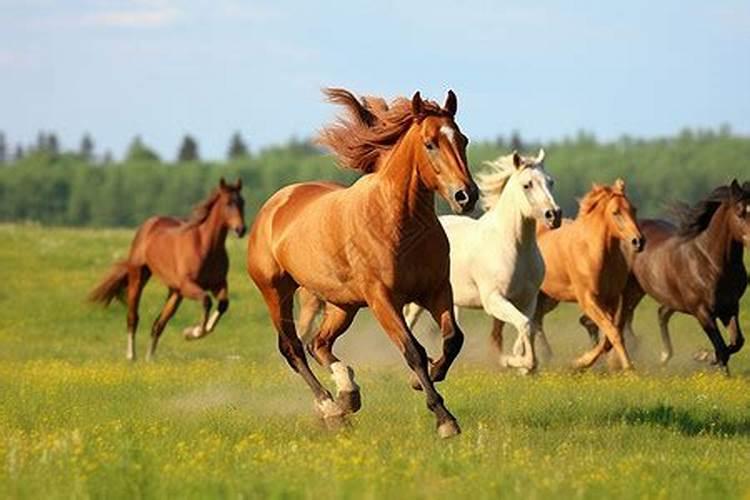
xmin=512 ymin=151 xmax=522 ymax=169
xmin=219 ymin=177 xmax=227 ymax=190
xmin=614 ymin=178 xmax=626 ymax=193
xmin=444 ymin=89 xmax=457 ymax=117
xmin=411 ymin=91 xmax=424 ymax=120
xmin=730 ymin=179 xmax=743 ymax=200
xmin=235 ymin=177 xmax=243 ymax=190
xmin=536 ymin=148 xmax=546 ymax=164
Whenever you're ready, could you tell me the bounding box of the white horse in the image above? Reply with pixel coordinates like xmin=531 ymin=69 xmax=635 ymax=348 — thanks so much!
xmin=404 ymin=149 xmax=561 ymax=374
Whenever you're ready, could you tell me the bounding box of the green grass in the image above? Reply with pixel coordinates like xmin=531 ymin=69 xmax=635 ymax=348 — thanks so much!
xmin=0 ymin=223 xmax=749 ymax=499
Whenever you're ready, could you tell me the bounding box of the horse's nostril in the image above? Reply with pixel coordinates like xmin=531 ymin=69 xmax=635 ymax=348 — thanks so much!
xmin=454 ymin=190 xmax=469 ymax=204
xmin=544 ymin=210 xmax=553 ymax=219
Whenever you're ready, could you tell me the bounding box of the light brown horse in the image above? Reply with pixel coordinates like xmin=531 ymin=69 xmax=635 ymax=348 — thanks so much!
xmin=90 ymin=178 xmax=246 ymax=361
xmin=530 ymin=179 xmax=644 ymax=370
xmin=246 ymin=88 xmax=477 ymax=438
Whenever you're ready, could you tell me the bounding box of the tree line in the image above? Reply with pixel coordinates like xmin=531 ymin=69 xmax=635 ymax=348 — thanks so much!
xmin=0 ymin=127 xmax=748 ymax=228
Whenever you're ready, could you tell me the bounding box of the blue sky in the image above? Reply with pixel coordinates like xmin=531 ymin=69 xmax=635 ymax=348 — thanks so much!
xmin=1 ymin=0 xmax=749 ymax=160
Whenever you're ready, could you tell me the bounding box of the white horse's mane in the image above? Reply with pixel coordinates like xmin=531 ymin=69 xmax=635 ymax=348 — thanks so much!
xmin=477 ymin=153 xmax=534 ymax=211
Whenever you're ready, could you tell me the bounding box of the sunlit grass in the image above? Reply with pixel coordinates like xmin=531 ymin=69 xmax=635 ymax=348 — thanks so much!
xmin=0 ymin=224 xmax=748 ymax=499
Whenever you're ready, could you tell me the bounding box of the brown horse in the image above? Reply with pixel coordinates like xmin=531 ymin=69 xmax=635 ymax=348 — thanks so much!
xmin=90 ymin=178 xmax=246 ymax=361
xmin=246 ymin=88 xmax=477 ymax=438
xmin=528 ymin=179 xmax=644 ymax=370
xmin=579 ymin=180 xmax=750 ymax=372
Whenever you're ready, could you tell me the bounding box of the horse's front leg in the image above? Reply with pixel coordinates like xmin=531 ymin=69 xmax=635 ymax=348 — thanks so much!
xmin=420 ymin=283 xmax=465 ymax=384
xmin=482 ymin=289 xmax=537 ymax=374
xmin=576 ymin=291 xmax=632 ymax=371
xmin=179 ymin=279 xmax=213 ymax=341
xmin=367 ymin=287 xmax=460 ymax=438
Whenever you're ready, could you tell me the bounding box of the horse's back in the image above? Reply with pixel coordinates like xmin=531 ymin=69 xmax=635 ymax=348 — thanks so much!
xmin=247 ymin=181 xmax=347 ymax=285
xmin=129 ymin=215 xmax=183 ymax=263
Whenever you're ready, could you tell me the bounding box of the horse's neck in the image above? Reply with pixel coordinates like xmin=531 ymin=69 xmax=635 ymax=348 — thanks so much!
xmin=197 ymin=205 xmax=228 ymax=254
xmin=577 ymin=211 xmax=620 ymax=263
xmin=483 ymin=185 xmax=537 ymax=248
xmin=374 ymin=131 xmax=436 ymax=229
xmin=694 ymin=204 xmax=744 ymax=273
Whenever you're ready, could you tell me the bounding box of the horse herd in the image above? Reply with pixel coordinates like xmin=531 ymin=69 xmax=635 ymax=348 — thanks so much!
xmin=90 ymin=88 xmax=750 ymax=438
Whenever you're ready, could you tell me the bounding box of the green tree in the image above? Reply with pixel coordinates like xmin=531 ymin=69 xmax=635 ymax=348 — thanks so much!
xmin=227 ymin=131 xmax=249 ymax=160
xmin=177 ymin=135 xmax=200 ymax=162
xmin=0 ymin=132 xmax=6 ymax=164
xmin=79 ymin=133 xmax=94 ymax=162
xmin=125 ymin=136 xmax=160 ymax=163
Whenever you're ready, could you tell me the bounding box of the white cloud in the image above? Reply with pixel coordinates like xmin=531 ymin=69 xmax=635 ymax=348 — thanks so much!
xmin=81 ymin=5 xmax=180 ymax=29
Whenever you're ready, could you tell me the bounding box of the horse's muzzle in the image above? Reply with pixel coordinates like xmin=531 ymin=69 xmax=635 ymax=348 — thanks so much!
xmin=544 ymin=208 xmax=562 ymax=229
xmin=453 ymin=183 xmax=478 ymax=214
xmin=631 ymin=236 xmax=646 ymax=252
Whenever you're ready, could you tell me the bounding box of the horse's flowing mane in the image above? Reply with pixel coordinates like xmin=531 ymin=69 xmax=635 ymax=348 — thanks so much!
xmin=184 ymin=189 xmax=221 ymax=228
xmin=578 ymin=183 xmax=623 ymax=217
xmin=477 ymin=153 xmax=534 ymax=211
xmin=670 ymin=183 xmax=749 ymax=237
xmin=317 ymin=88 xmax=448 ymax=173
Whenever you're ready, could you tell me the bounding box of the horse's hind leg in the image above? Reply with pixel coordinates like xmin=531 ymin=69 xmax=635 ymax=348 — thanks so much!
xmin=534 ymin=293 xmax=556 ymax=361
xmin=309 ymin=303 xmax=360 ymax=413
xmin=489 ymin=318 xmax=505 ymax=355
xmin=125 ymin=266 xmax=150 ymax=361
xmin=657 ymin=305 xmax=675 ymax=364
xmin=297 ymin=288 xmax=324 ymax=346
xmin=259 ymin=277 xmax=343 ymax=421
xmin=147 ymin=290 xmax=182 ymax=361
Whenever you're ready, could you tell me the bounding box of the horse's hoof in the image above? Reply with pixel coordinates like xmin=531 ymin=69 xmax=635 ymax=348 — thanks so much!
xmin=437 ymin=420 xmax=461 ymax=439
xmin=659 ymin=353 xmax=672 ymax=365
xmin=693 ymin=349 xmax=714 ymax=363
xmin=336 ymin=390 xmax=362 ymax=414
xmin=183 ymin=326 xmax=203 ymax=341
xmin=315 ymin=398 xmax=345 ymax=420
xmin=323 ymin=414 xmax=348 ymax=431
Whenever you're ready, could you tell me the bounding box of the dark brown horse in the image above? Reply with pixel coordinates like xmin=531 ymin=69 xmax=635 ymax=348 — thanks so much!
xmin=580 ymin=180 xmax=750 ymax=372
xmin=90 ymin=178 xmax=246 ymax=361
xmin=247 ymin=88 xmax=477 ymax=438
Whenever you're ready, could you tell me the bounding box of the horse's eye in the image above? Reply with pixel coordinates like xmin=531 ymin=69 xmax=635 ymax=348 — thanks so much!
xmin=524 ymin=182 xmax=532 ymax=189
xmin=548 ymin=179 xmax=555 ymax=188
xmin=425 ymin=142 xmax=436 ymax=151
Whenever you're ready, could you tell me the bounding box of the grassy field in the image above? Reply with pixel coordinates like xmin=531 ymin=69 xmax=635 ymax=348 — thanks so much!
xmin=1 ymin=223 xmax=749 ymax=499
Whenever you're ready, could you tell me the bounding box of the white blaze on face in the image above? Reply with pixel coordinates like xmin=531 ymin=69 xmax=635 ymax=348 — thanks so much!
xmin=440 ymin=125 xmax=456 ymax=148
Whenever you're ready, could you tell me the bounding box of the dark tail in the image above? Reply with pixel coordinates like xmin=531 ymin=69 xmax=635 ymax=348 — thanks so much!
xmin=89 ymin=260 xmax=129 ymax=306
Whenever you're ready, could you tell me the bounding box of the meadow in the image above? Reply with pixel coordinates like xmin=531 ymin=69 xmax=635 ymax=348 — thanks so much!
xmin=1 ymin=223 xmax=749 ymax=499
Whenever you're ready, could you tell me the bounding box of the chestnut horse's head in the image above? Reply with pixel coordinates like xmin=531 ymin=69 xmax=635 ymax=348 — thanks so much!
xmin=581 ymin=179 xmax=645 ymax=252
xmin=728 ymin=179 xmax=750 ymax=248
xmin=410 ymin=90 xmax=478 ymax=213
xmin=217 ymin=177 xmax=246 ymax=237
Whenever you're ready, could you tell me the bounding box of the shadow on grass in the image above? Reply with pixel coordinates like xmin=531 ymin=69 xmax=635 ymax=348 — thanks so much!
xmin=617 ymin=404 xmax=750 ymax=437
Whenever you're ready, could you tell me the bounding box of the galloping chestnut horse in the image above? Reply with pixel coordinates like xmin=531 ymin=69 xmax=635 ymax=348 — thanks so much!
xmin=533 ymin=179 xmax=644 ymax=370
xmin=580 ymin=180 xmax=750 ymax=372
xmin=247 ymin=88 xmax=477 ymax=438
xmin=90 ymin=178 xmax=246 ymax=361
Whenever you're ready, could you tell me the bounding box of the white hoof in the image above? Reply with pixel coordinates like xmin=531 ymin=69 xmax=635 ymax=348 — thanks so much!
xmin=315 ymin=398 xmax=345 ymax=419
xmin=183 ymin=326 xmax=203 ymax=340
xmin=437 ymin=420 xmax=461 ymax=439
